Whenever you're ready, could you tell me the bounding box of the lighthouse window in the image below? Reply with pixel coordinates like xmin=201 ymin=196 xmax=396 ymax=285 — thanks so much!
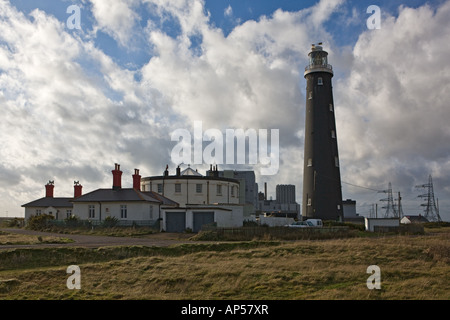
xmin=307 ymin=158 xmax=313 ymax=167
xmin=331 ymin=130 xmax=336 ymax=138
xmin=318 ymin=77 xmax=323 ymax=85
xmin=329 ymin=104 xmax=334 ymax=112
xmin=308 ymin=91 xmax=313 ymax=100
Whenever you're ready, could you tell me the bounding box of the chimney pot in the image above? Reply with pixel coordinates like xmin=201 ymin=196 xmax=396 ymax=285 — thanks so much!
xmin=133 ymin=169 xmax=141 ymax=191
xmin=164 ymin=164 xmax=169 ymax=177
xmin=45 ymin=181 xmax=54 ymax=198
xmin=112 ymin=163 xmax=123 ymax=190
xmin=74 ymin=181 xmax=83 ymax=198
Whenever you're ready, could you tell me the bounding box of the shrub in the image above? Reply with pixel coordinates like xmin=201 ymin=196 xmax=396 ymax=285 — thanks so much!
xmin=64 ymin=215 xmax=80 ymax=227
xmin=27 ymin=214 xmax=54 ymax=230
xmin=102 ymin=216 xmax=119 ymax=228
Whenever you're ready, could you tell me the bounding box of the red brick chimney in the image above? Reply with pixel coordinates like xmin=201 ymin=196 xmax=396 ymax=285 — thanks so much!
xmin=74 ymin=181 xmax=82 ymax=198
xmin=112 ymin=163 xmax=123 ymax=190
xmin=45 ymin=181 xmax=54 ymax=198
xmin=132 ymin=169 xmax=141 ymax=191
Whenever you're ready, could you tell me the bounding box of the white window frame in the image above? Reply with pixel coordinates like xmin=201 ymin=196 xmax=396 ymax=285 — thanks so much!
xmin=88 ymin=205 xmax=95 ymax=218
xmin=120 ymin=205 xmax=127 ymax=219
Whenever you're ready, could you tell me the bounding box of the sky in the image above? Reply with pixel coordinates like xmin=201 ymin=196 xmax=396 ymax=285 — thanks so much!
xmin=1 ymin=0 xmax=449 ymax=221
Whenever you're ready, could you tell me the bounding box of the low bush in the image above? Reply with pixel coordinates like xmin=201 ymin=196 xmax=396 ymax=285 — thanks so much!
xmin=26 ymin=214 xmax=54 ymax=230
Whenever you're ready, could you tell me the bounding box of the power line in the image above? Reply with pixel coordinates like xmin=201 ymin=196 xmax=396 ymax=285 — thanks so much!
xmin=341 ymin=180 xmax=382 ymax=192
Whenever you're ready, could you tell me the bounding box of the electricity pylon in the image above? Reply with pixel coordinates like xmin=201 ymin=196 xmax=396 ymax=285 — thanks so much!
xmin=416 ymin=175 xmax=442 ymax=222
xmin=378 ymin=182 xmax=398 ymax=218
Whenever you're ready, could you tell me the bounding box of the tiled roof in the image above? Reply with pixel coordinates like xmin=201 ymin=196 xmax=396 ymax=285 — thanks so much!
xmin=22 ymin=197 xmax=73 ymax=208
xmin=72 ymin=188 xmax=178 ymax=206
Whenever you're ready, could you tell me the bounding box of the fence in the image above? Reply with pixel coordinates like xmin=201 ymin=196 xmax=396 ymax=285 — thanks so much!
xmin=201 ymin=226 xmax=352 ymax=241
xmin=47 ymin=219 xmax=159 ymax=228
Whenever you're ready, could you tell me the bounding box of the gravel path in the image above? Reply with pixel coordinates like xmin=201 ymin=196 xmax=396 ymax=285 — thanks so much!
xmin=0 ymin=228 xmax=195 ymax=249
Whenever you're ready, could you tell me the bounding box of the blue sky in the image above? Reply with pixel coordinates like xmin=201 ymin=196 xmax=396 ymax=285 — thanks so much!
xmin=1 ymin=0 xmax=450 ymax=220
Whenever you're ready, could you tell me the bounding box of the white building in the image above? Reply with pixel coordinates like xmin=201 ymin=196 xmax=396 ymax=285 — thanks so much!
xmin=141 ymin=165 xmax=244 ymax=231
xmin=141 ymin=165 xmax=241 ymax=207
xmin=364 ymin=217 xmax=400 ymax=232
xmin=23 ymin=164 xmax=244 ymax=232
xmin=22 ymin=181 xmax=79 ymax=221
xmin=400 ymin=215 xmax=429 ymax=224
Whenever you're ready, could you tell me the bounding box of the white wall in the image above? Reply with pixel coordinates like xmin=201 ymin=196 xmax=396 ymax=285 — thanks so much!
xmin=73 ymin=202 xmax=159 ymax=221
xmin=24 ymin=206 xmax=73 ymax=221
xmin=161 ymin=204 xmax=244 ymax=231
xmin=365 ymin=218 xmax=400 ymax=232
xmin=143 ymin=178 xmax=240 ymax=207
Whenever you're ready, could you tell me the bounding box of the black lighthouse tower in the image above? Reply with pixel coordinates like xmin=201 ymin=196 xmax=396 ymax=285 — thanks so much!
xmin=302 ymin=44 xmax=343 ymax=221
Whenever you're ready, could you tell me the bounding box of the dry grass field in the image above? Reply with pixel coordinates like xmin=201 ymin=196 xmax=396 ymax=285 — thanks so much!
xmin=0 ymin=230 xmax=73 ymax=246
xmin=0 ymin=228 xmax=449 ymax=300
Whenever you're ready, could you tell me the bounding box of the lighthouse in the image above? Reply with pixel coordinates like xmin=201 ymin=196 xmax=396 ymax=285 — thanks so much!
xmin=302 ymin=44 xmax=343 ymax=221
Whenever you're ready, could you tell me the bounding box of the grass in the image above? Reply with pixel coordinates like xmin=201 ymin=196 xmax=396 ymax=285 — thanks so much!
xmin=0 ymin=230 xmax=73 ymax=246
xmin=0 ymin=228 xmax=449 ymax=300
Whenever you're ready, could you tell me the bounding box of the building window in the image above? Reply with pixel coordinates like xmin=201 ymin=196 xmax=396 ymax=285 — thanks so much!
xmin=142 ymin=184 xmax=146 ymax=191
xmin=88 ymin=205 xmax=95 ymax=218
xmin=216 ymin=185 xmax=222 ymax=195
xmin=335 ymin=156 xmax=340 ymax=167
xmin=307 ymin=158 xmax=313 ymax=167
xmin=331 ymin=130 xmax=336 ymax=138
xmin=329 ymin=104 xmax=334 ymax=112
xmin=66 ymin=210 xmax=72 ymax=219
xmin=157 ymin=183 xmax=163 ymax=194
xmin=307 ymin=198 xmax=312 ymax=206
xmin=231 ymin=186 xmax=235 ymax=197
xmin=120 ymin=205 xmax=127 ymax=219
xmin=35 ymin=209 xmax=41 ymax=216
xmin=196 ymin=184 xmax=202 ymax=193
xmin=318 ymin=77 xmax=323 ymax=85
xmin=308 ymin=91 xmax=313 ymax=100
xmin=175 ymin=183 xmax=181 ymax=193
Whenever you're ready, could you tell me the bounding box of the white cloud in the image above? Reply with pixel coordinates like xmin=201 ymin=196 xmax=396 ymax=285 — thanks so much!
xmin=335 ymin=1 xmax=450 ymax=217
xmin=1 ymin=0 xmax=449 ymax=221
xmin=224 ymin=5 xmax=233 ymax=17
xmin=90 ymin=0 xmax=140 ymax=47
